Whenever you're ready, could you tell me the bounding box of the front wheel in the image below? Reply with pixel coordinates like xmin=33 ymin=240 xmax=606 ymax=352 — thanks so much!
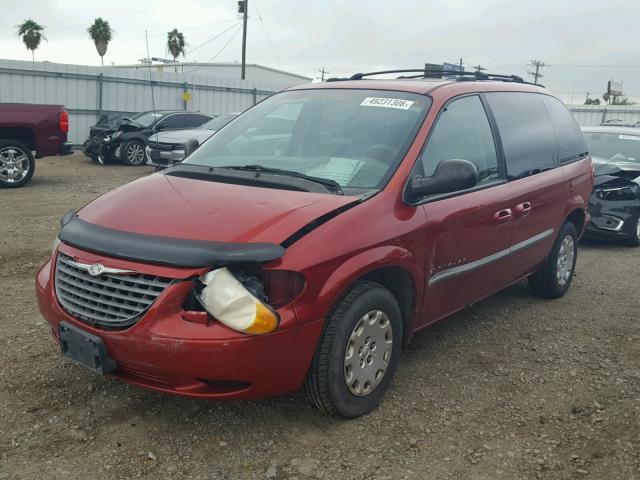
xmin=121 ymin=140 xmax=147 ymax=166
xmin=0 ymin=140 xmax=35 ymax=188
xmin=528 ymin=221 xmax=578 ymax=299
xmin=304 ymin=281 xmax=402 ymax=418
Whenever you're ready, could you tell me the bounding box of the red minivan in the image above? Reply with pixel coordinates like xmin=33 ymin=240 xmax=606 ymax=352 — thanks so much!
xmin=36 ymin=70 xmax=593 ymax=417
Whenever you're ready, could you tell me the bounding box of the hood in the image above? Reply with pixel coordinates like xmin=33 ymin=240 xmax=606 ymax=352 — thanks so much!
xmin=148 ymin=129 xmax=214 ymax=145
xmin=77 ymin=173 xmax=358 ymax=245
xmin=593 ymin=157 xmax=640 ymax=178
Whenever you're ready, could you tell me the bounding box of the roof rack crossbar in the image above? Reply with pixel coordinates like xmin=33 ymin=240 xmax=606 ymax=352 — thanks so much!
xmin=326 ymin=69 xmax=538 ymax=86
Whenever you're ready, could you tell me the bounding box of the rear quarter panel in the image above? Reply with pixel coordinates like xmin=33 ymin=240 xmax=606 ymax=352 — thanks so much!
xmin=0 ymin=103 xmax=67 ymax=155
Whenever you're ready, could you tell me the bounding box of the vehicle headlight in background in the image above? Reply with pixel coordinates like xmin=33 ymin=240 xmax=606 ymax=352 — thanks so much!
xmin=197 ymin=268 xmax=279 ymax=335
xmin=112 ymin=131 xmax=122 ymax=139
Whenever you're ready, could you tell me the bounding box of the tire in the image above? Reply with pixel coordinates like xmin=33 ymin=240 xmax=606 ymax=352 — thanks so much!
xmin=0 ymin=140 xmax=35 ymax=188
xmin=121 ymin=140 xmax=147 ymax=166
xmin=528 ymin=221 xmax=578 ymax=299
xmin=623 ymin=216 xmax=640 ymax=247
xmin=304 ymin=281 xmax=402 ymax=418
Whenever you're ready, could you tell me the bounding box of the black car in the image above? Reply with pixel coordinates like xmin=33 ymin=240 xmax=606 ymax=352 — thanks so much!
xmin=146 ymin=113 xmax=239 ymax=169
xmin=84 ymin=111 xmax=212 ymax=166
xmin=582 ymin=126 xmax=640 ymax=246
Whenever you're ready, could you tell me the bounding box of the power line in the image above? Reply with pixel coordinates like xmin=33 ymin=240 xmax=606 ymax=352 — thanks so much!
xmin=253 ymin=0 xmax=281 ymax=69
xmin=183 ymin=23 xmax=243 ymax=75
xmin=127 ymin=19 xmax=238 ymax=41
xmin=186 ymin=21 xmax=242 ymax=56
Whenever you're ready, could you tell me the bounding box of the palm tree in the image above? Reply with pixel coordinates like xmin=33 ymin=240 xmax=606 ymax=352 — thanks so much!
xmin=167 ymin=29 xmax=186 ymax=62
xmin=88 ymin=18 xmax=113 ymax=66
xmin=16 ymin=19 xmax=46 ymax=61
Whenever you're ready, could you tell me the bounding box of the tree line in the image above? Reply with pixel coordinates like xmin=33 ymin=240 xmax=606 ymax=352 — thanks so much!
xmin=15 ymin=19 xmax=187 ymax=66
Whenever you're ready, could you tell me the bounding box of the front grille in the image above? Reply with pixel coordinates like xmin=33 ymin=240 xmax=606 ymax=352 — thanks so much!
xmin=54 ymin=253 xmax=173 ymax=329
xmin=153 ymin=142 xmax=178 ymax=152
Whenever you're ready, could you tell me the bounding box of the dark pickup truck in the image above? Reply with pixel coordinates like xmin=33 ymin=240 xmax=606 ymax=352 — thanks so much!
xmin=0 ymin=103 xmax=72 ymax=188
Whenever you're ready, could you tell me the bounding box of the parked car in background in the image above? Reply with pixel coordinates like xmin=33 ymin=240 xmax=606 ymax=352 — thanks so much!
xmin=0 ymin=103 xmax=71 ymax=188
xmin=38 ymin=71 xmax=593 ymax=417
xmin=582 ymin=126 xmax=640 ymax=246
xmin=146 ymin=113 xmax=239 ymax=169
xmin=82 ymin=113 xmax=130 ymax=160
xmin=83 ymin=110 xmax=212 ymax=166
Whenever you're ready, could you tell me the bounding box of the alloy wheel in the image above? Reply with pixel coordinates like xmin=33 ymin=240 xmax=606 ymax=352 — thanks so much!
xmin=344 ymin=309 xmax=393 ymax=397
xmin=0 ymin=146 xmax=29 ymax=184
xmin=556 ymin=235 xmax=575 ymax=286
xmin=126 ymin=143 xmax=145 ymax=164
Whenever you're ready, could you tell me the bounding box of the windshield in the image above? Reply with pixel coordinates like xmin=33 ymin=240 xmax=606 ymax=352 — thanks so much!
xmin=183 ymin=89 xmax=431 ymax=192
xmin=200 ymin=113 xmax=238 ymax=131
xmin=130 ymin=111 xmax=165 ymax=127
xmin=583 ymin=131 xmax=640 ymax=163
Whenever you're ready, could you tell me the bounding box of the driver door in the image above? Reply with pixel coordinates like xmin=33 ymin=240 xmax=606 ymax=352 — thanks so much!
xmin=414 ymin=94 xmax=514 ymax=326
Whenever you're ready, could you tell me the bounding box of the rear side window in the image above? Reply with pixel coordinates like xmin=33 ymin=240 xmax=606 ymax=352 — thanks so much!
xmin=419 ymin=95 xmax=500 ymax=185
xmin=541 ymin=96 xmax=588 ymax=163
xmin=486 ymin=92 xmax=557 ymax=180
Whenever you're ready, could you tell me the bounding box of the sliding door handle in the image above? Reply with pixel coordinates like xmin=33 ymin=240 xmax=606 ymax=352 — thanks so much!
xmin=493 ymin=208 xmax=513 ymax=223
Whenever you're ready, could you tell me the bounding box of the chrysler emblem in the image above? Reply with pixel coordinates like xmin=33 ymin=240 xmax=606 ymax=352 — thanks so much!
xmin=88 ymin=263 xmax=105 ymax=277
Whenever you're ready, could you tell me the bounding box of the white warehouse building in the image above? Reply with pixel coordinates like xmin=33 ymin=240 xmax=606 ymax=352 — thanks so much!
xmin=115 ymin=61 xmax=312 ymax=86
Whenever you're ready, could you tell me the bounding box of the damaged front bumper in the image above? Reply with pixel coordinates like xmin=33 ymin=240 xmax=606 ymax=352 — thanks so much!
xmin=36 ymin=243 xmax=323 ymax=400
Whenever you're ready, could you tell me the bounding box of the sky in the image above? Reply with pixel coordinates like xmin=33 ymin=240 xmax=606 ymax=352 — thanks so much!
xmin=1 ymin=0 xmax=640 ymax=104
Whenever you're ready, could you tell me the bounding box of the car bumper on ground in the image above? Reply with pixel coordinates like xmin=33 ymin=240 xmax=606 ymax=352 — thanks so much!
xmin=585 ymin=200 xmax=640 ymax=241
xmin=36 ymin=250 xmax=323 ymax=400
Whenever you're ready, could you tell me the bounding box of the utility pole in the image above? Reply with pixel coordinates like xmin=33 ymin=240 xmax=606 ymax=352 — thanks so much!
xmin=240 ymin=0 xmax=249 ymax=80
xmin=472 ymin=64 xmax=485 ymax=73
xmin=317 ymin=67 xmax=329 ymax=82
xmin=527 ymin=59 xmax=546 ymax=85
xmin=459 ymin=57 xmax=464 ymax=68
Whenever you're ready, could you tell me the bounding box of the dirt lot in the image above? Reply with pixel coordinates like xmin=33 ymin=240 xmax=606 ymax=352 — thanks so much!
xmin=1 ymin=153 xmax=638 ymax=480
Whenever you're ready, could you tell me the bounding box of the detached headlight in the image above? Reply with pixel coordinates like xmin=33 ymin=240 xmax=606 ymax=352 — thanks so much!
xmin=112 ymin=131 xmax=122 ymax=139
xmin=197 ymin=268 xmax=279 ymax=335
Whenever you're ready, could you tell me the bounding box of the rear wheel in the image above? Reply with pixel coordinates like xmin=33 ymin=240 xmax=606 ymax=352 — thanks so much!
xmin=122 ymin=140 xmax=146 ymax=166
xmin=623 ymin=216 xmax=640 ymax=247
xmin=0 ymin=140 xmax=35 ymax=188
xmin=304 ymin=281 xmax=402 ymax=418
xmin=528 ymin=221 xmax=578 ymax=299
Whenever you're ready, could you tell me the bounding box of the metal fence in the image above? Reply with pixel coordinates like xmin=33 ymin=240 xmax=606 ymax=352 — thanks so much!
xmin=568 ymin=104 xmax=640 ymax=127
xmin=0 ymin=59 xmax=301 ymax=145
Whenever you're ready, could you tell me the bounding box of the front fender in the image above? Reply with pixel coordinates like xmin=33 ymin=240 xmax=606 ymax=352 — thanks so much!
xmin=292 ymin=245 xmax=424 ymax=336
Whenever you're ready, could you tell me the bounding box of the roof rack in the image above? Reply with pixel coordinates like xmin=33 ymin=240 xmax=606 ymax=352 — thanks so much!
xmin=326 ymin=69 xmax=540 ymax=86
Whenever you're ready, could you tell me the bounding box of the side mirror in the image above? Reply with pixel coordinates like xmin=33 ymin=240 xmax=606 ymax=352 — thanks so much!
xmin=184 ymin=138 xmax=200 ymax=158
xmin=408 ymin=159 xmax=478 ymax=200
xmin=155 ymin=123 xmax=169 ymax=131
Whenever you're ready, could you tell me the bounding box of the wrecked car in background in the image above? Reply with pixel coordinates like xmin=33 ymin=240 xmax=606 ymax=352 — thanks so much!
xmin=582 ymin=126 xmax=640 ymax=246
xmin=83 ymin=110 xmax=212 ymax=166
xmin=146 ymin=112 xmax=239 ymax=169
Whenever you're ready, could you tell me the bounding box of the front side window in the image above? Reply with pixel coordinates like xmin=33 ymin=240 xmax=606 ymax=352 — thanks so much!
xmin=419 ymin=95 xmax=500 ymax=185
xmin=485 ymin=92 xmax=557 ymax=180
xmin=158 ymin=114 xmax=185 ymax=129
xmin=183 ymin=89 xmax=431 ymax=192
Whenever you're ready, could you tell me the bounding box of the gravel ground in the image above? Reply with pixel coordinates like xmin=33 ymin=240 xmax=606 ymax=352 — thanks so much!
xmin=1 ymin=153 xmax=638 ymax=480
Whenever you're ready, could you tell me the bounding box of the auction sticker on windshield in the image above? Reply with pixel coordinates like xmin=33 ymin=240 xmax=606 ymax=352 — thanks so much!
xmin=360 ymin=97 xmax=415 ymax=110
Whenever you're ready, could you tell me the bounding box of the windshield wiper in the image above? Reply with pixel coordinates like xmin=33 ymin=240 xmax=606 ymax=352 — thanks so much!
xmin=218 ymin=164 xmax=343 ymax=194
